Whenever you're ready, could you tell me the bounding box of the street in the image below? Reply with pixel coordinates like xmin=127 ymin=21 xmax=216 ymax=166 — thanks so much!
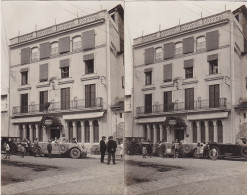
xmin=1 ymin=154 xmax=247 ymax=195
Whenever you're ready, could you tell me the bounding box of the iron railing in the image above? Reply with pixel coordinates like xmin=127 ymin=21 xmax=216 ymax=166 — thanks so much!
xmin=12 ymin=97 xmax=103 ymax=115
xmin=136 ymin=98 xmax=227 ymax=115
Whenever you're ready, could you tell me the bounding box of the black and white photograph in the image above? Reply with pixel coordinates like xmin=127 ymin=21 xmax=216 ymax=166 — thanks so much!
xmin=1 ymin=1 xmax=247 ymax=195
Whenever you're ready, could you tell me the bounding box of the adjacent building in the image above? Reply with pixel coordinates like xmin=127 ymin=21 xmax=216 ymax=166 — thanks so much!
xmin=1 ymin=93 xmax=9 ymax=137
xmin=132 ymin=6 xmax=247 ymax=144
xmin=8 ymin=5 xmax=124 ymax=150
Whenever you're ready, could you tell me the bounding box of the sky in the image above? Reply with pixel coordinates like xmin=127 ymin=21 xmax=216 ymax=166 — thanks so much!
xmin=1 ymin=1 xmax=247 ymax=96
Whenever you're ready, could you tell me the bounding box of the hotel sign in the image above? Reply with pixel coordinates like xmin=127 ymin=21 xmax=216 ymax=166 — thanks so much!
xmin=44 ymin=119 xmax=53 ymax=126
xmin=168 ymin=120 xmax=177 ymax=126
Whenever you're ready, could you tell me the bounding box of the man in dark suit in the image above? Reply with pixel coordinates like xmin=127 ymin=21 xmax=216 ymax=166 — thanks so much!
xmin=100 ymin=136 xmax=106 ymax=163
xmin=107 ymin=136 xmax=117 ymax=165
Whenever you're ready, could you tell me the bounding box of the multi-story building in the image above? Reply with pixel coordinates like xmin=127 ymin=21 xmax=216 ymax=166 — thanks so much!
xmin=132 ymin=6 xmax=247 ymax=144
xmin=1 ymin=93 xmax=9 ymax=137
xmin=8 ymin=5 xmax=124 ymax=150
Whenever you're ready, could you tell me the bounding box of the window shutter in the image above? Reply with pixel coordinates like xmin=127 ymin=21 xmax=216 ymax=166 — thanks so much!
xmin=183 ymin=37 xmax=194 ymax=54
xmin=85 ymin=85 xmax=90 ymax=107
xmin=163 ymin=64 xmax=172 ymax=82
xmin=60 ymin=59 xmax=70 ymax=68
xmin=163 ymin=42 xmax=175 ymax=59
xmin=206 ymin=30 xmax=219 ymax=51
xmin=209 ymin=85 xmax=214 ymax=108
xmin=91 ymin=84 xmax=96 ymax=106
xmin=184 ymin=59 xmax=194 ymax=68
xmin=144 ymin=48 xmax=154 ymax=65
xmin=214 ymin=84 xmax=220 ymax=107
xmin=21 ymin=47 xmax=30 ymax=65
xmin=207 ymin=54 xmax=218 ymax=61
xmin=83 ymin=54 xmax=94 ymax=61
xmin=39 ymin=63 xmax=48 ymax=81
xmin=40 ymin=42 xmax=50 ymax=59
xmin=82 ymin=30 xmax=95 ymax=50
xmin=65 ymin=88 xmax=70 ymax=109
xmin=58 ymin=36 xmax=70 ymax=54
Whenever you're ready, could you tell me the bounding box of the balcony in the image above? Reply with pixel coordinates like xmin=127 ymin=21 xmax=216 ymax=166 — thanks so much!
xmin=136 ymin=98 xmax=227 ymax=115
xmin=12 ymin=97 xmax=103 ymax=115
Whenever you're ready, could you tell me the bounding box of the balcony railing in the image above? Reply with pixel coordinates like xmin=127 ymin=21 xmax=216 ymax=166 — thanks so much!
xmin=136 ymin=98 xmax=227 ymax=115
xmin=12 ymin=97 xmax=103 ymax=115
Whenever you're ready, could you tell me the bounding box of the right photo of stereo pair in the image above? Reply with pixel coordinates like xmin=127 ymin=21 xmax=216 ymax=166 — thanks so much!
xmin=124 ymin=1 xmax=247 ymax=195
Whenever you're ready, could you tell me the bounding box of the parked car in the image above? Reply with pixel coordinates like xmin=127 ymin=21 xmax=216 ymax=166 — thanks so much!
xmin=207 ymin=143 xmax=247 ymax=160
xmin=38 ymin=140 xmax=88 ymax=159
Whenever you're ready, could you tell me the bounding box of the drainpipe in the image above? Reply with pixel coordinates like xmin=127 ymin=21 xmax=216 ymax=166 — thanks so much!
xmin=230 ymin=16 xmax=235 ymax=144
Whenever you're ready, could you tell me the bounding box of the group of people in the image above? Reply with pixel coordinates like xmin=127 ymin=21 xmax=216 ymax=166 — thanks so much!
xmin=195 ymin=142 xmax=210 ymax=159
xmin=100 ymin=136 xmax=118 ymax=165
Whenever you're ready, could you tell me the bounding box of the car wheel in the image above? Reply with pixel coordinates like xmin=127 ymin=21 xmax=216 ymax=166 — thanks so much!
xmin=183 ymin=144 xmax=192 ymax=154
xmin=208 ymin=148 xmax=219 ymax=160
xmin=70 ymin=148 xmax=81 ymax=159
xmin=59 ymin=144 xmax=68 ymax=154
xmin=36 ymin=148 xmax=42 ymax=157
xmin=240 ymin=146 xmax=247 ymax=158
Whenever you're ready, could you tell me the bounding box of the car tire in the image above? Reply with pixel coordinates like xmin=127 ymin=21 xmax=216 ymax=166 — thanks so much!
xmin=240 ymin=146 xmax=247 ymax=158
xmin=59 ymin=144 xmax=68 ymax=154
xmin=70 ymin=148 xmax=81 ymax=159
xmin=208 ymin=148 xmax=219 ymax=160
xmin=183 ymin=144 xmax=192 ymax=154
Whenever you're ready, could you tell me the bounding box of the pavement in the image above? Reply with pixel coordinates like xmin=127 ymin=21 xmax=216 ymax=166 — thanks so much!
xmin=1 ymin=154 xmax=247 ymax=195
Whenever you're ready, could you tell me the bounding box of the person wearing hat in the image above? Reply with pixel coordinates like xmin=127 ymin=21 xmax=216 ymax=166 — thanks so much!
xmin=100 ymin=136 xmax=107 ymax=163
xmin=47 ymin=140 xmax=52 ymax=159
xmin=107 ymin=136 xmax=117 ymax=165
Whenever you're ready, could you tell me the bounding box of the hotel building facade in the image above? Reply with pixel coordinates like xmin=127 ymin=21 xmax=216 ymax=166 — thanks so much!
xmin=132 ymin=6 xmax=247 ymax=144
xmin=8 ymin=5 xmax=124 ymax=150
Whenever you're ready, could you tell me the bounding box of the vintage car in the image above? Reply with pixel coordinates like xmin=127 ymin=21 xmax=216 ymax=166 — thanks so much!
xmin=207 ymin=143 xmax=247 ymax=160
xmin=37 ymin=141 xmax=88 ymax=159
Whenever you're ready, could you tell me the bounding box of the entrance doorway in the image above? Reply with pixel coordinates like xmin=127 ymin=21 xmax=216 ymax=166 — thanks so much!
xmin=50 ymin=127 xmax=60 ymax=140
xmin=174 ymin=128 xmax=184 ymax=142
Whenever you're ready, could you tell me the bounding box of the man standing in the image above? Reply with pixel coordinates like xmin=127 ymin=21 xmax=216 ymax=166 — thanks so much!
xmin=107 ymin=136 xmax=117 ymax=165
xmin=33 ymin=138 xmax=39 ymax=157
xmin=100 ymin=136 xmax=106 ymax=163
xmin=47 ymin=140 xmax=52 ymax=159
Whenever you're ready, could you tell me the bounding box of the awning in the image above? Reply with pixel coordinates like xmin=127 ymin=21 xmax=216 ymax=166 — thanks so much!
xmin=135 ymin=117 xmax=166 ymax=124
xmin=11 ymin=116 xmax=42 ymax=123
xmin=187 ymin=112 xmax=228 ymax=120
xmin=63 ymin=112 xmax=105 ymax=120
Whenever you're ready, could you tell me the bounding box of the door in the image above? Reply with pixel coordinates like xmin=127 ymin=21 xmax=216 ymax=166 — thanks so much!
xmin=50 ymin=127 xmax=60 ymax=140
xmin=85 ymin=84 xmax=96 ymax=108
xmin=209 ymin=84 xmax=220 ymax=108
xmin=164 ymin=91 xmax=172 ymax=112
xmin=175 ymin=129 xmax=184 ymax=142
xmin=145 ymin=94 xmax=152 ymax=113
xmin=61 ymin=88 xmax=70 ymax=110
xmin=185 ymin=88 xmax=194 ymax=110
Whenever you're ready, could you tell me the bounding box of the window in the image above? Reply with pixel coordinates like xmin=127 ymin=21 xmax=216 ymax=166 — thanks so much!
xmin=21 ymin=71 xmax=28 ymax=85
xmin=21 ymin=93 xmax=28 ymax=113
xmin=40 ymin=91 xmax=48 ymax=112
xmin=208 ymin=121 xmax=214 ymax=143
xmin=93 ymin=120 xmax=99 ymax=143
xmin=209 ymin=84 xmax=220 ymax=108
xmin=192 ymin=122 xmax=197 ymax=143
xmin=85 ymin=59 xmax=94 ymax=74
xmin=196 ymin=36 xmax=206 ymax=51
xmin=61 ymin=67 xmax=69 ymax=78
xmin=51 ymin=42 xmax=58 ymax=56
xmin=120 ymin=113 xmax=123 ymax=118
xmin=84 ymin=121 xmax=90 ymax=143
xmin=31 ymin=47 xmax=39 ymax=61
xmin=85 ymin=84 xmax=96 ymax=108
xmin=77 ymin=121 xmax=81 ymax=143
xmin=144 ymin=94 xmax=152 ymax=113
xmin=185 ymin=88 xmax=194 ymax=110
xmin=185 ymin=67 xmax=193 ymax=79
xmin=217 ymin=120 xmax=223 ymax=143
xmin=155 ymin=47 xmax=163 ymax=61
xmin=39 ymin=63 xmax=48 ymax=82
xmin=145 ymin=71 xmax=152 ymax=85
xmin=164 ymin=91 xmax=173 ymax=112
xmin=201 ymin=121 xmax=205 ymax=143
xmin=175 ymin=42 xmax=183 ymax=56
xmin=61 ymin=88 xmax=70 ymax=110
xmin=209 ymin=59 xmax=218 ymax=74
xmin=144 ymin=47 xmax=154 ymax=65
xmin=72 ymin=36 xmax=81 ymax=51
